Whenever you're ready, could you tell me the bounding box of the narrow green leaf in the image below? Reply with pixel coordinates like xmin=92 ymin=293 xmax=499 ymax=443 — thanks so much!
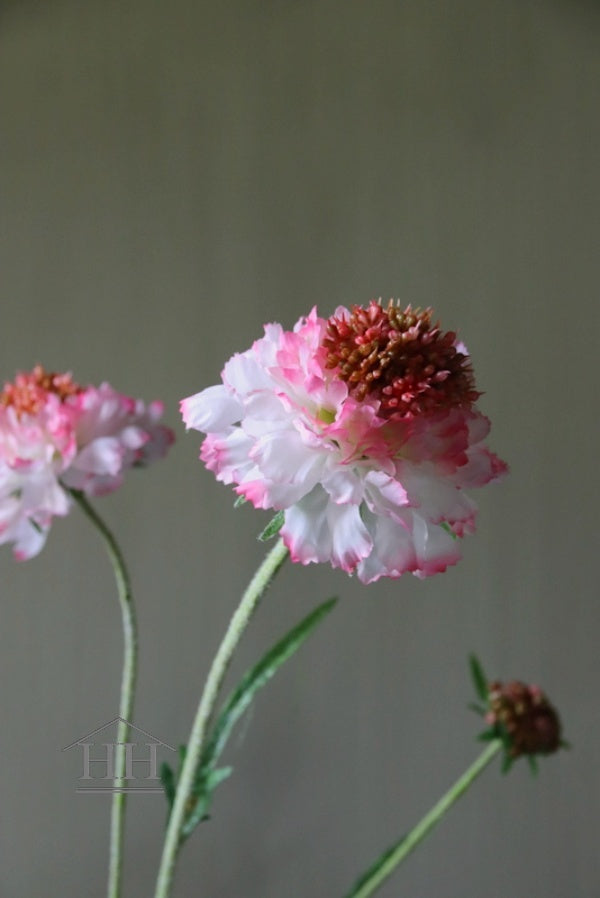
xmin=183 ymin=767 xmax=233 ymax=836
xmin=160 ymin=762 xmax=175 ymax=810
xmin=206 ymin=766 xmax=233 ymax=790
xmin=344 ymin=837 xmax=408 ymax=898
xmin=468 ymin=702 xmax=485 ymax=716
xmin=469 ymin=654 xmax=489 ymax=704
xmin=204 ymin=596 xmax=337 ymax=772
xmin=258 ymin=510 xmax=284 ymax=541
xmin=501 ymin=754 xmax=514 ymax=775
xmin=181 ymin=597 xmax=338 ymax=840
xmin=234 ymin=495 xmax=247 ymax=508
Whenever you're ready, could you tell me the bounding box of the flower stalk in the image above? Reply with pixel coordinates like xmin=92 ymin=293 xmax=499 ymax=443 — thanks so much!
xmin=72 ymin=490 xmax=137 ymax=898
xmin=154 ymin=537 xmax=289 ymax=898
xmin=345 ymin=739 xmax=502 ymax=898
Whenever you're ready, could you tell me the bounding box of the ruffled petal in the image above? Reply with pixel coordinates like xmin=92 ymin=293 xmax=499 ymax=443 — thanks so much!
xmin=11 ymin=517 xmax=50 ymax=560
xmin=363 ymin=470 xmax=410 ymax=518
xmin=455 ymin=446 xmax=508 ymax=488
xmin=223 ymin=350 xmax=275 ymax=396
xmin=411 ymin=513 xmax=463 ymax=576
xmin=281 ymin=486 xmax=333 ymax=564
xmin=399 ymin=409 xmax=470 ymax=471
xmin=356 ymin=510 xmax=418 ymax=583
xmin=65 ymin=437 xmax=123 ymax=477
xmin=250 ymin=429 xmax=327 ymax=490
xmin=329 ymin=502 xmax=372 ymax=571
xmin=397 ymin=463 xmax=477 ymax=525
xmin=323 ymin=469 xmax=365 ymax=505
xmin=200 ymin=428 xmax=255 ymax=485
xmin=181 ymin=385 xmax=243 ymax=432
xmin=281 ymin=486 xmax=372 ymax=572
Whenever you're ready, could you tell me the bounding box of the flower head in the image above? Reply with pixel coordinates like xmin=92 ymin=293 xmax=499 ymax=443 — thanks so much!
xmin=485 ymin=680 xmax=563 ymax=759
xmin=0 ymin=366 xmax=175 ymax=559
xmin=182 ymin=301 xmax=507 ymax=583
xmin=469 ymin=655 xmax=565 ymax=772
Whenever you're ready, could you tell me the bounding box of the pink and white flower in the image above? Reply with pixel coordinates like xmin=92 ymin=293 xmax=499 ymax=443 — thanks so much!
xmin=0 ymin=366 xmax=175 ymax=559
xmin=61 ymin=383 xmax=174 ymax=496
xmin=182 ymin=301 xmax=507 ymax=583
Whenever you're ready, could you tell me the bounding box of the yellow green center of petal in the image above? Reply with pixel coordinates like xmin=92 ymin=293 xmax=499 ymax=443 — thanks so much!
xmin=316 ymin=406 xmax=336 ymax=425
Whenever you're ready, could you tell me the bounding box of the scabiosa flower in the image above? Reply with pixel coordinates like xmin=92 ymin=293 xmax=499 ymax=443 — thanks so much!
xmin=485 ymin=680 xmax=563 ymax=760
xmin=182 ymin=301 xmax=507 ymax=583
xmin=0 ymin=365 xmax=175 ymax=559
xmin=469 ymin=654 xmax=564 ymax=771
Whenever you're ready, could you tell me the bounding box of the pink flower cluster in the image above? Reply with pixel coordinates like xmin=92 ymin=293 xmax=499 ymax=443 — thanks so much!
xmin=182 ymin=302 xmax=507 ymax=583
xmin=0 ymin=366 xmax=174 ymax=559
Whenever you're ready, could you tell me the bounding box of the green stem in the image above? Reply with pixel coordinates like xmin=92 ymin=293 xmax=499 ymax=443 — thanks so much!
xmin=346 ymin=739 xmax=503 ymax=898
xmin=154 ymin=538 xmax=289 ymax=898
xmin=72 ymin=491 xmax=137 ymax=898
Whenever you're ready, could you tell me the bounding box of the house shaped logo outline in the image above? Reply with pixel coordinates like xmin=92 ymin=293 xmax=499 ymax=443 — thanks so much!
xmin=63 ymin=716 xmax=176 ymax=794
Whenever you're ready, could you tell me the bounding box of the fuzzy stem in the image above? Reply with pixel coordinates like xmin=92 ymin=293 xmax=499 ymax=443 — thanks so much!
xmin=72 ymin=491 xmax=137 ymax=898
xmin=154 ymin=538 xmax=289 ymax=898
xmin=346 ymin=739 xmax=503 ymax=898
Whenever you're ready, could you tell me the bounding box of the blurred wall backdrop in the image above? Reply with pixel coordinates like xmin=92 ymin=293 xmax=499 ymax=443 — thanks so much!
xmin=0 ymin=2 xmax=598 ymax=896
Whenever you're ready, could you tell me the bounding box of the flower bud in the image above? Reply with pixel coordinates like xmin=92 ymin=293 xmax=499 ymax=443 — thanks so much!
xmin=486 ymin=680 xmax=562 ymax=758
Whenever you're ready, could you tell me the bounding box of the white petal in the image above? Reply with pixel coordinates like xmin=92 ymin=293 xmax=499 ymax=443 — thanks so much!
xmin=250 ymin=428 xmax=327 ymax=487
xmin=329 ymin=502 xmax=372 ymax=571
xmin=181 ymin=385 xmax=243 ymax=432
xmin=356 ymin=510 xmax=418 ymax=583
xmin=68 ymin=438 xmax=123 ymax=476
xmin=398 ymin=463 xmax=476 ymax=524
xmin=223 ymin=351 xmax=274 ymax=395
xmin=119 ymin=425 xmax=148 ymax=450
xmin=281 ymin=486 xmax=333 ymax=564
xmin=411 ymin=514 xmax=463 ymax=576
xmin=323 ymin=469 xmax=365 ymax=505
xmin=241 ymin=392 xmax=293 ymax=436
xmin=11 ymin=518 xmax=49 ymax=560
xmin=200 ymin=428 xmax=255 ymax=485
xmin=281 ymin=486 xmax=371 ymax=572
xmin=363 ymin=470 xmax=409 ymax=518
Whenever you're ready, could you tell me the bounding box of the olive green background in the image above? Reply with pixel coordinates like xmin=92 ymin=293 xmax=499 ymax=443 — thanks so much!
xmin=0 ymin=1 xmax=598 ymax=896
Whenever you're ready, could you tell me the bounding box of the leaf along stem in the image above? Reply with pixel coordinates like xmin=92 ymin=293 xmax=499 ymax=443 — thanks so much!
xmin=153 ymin=538 xmax=289 ymax=898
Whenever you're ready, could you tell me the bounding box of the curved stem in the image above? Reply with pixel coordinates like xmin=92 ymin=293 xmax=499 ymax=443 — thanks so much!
xmin=346 ymin=739 xmax=503 ymax=898
xmin=72 ymin=491 xmax=137 ymax=898
xmin=154 ymin=538 xmax=289 ymax=898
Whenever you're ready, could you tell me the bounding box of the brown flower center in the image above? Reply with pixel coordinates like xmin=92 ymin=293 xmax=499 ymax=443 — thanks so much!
xmin=1 ymin=365 xmax=81 ymax=417
xmin=323 ymin=300 xmax=479 ymax=418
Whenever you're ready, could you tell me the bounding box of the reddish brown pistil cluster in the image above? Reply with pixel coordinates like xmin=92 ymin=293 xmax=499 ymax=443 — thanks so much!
xmin=323 ymin=300 xmax=479 ymax=418
xmin=487 ymin=680 xmax=562 ymax=758
xmin=0 ymin=365 xmax=81 ymax=417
